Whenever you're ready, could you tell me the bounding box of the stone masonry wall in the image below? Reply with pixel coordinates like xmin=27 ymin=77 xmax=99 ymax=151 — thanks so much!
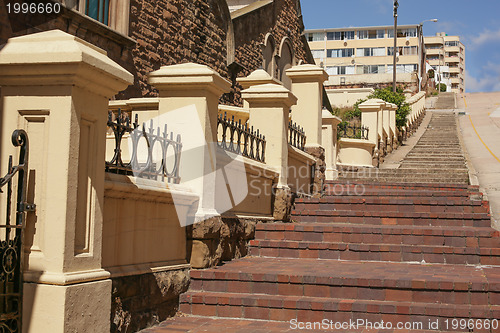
xmin=126 ymin=0 xmax=230 ymax=99
xmin=229 ymin=0 xmax=308 ymax=105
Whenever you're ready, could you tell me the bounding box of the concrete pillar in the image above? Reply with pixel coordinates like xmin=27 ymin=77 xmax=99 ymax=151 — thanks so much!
xmin=0 ymin=30 xmax=133 ymax=333
xmin=359 ymin=99 xmax=383 ymax=167
xmin=237 ymin=69 xmax=281 ymax=109
xmin=322 ymin=109 xmax=341 ymax=180
xmin=374 ymin=99 xmax=386 ymax=158
xmin=388 ymin=103 xmax=398 ymax=149
xmin=242 ymin=83 xmax=297 ymax=220
xmin=383 ymin=104 xmax=392 ymax=153
xmin=286 ymin=64 xmax=328 ymax=196
xmin=286 ymin=64 xmax=329 ymax=148
xmin=148 ymin=63 xmax=231 ymax=222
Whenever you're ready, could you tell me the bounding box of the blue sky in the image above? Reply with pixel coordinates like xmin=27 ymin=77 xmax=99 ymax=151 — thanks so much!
xmin=300 ymin=0 xmax=500 ymax=93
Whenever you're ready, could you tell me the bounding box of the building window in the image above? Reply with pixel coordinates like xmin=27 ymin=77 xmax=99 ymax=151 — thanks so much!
xmin=356 ymin=47 xmax=385 ymax=57
xmin=445 ymin=41 xmax=459 ymax=47
xmin=326 ymin=66 xmax=355 ymax=75
xmin=387 ymin=64 xmax=417 ymax=73
xmin=60 ymin=0 xmax=130 ymax=35
xmin=388 ymin=46 xmax=417 ymax=56
xmin=356 ymin=65 xmax=385 ymax=74
xmin=327 ymin=48 xmax=354 ymax=58
xmin=358 ymin=30 xmax=384 ymax=39
xmin=327 ymin=31 xmax=355 ymax=41
xmin=311 ymin=49 xmax=325 ymax=59
xmin=307 ymin=33 xmax=324 ymax=42
xmin=85 ymin=0 xmax=110 ymax=25
xmin=388 ymin=28 xmax=417 ymax=38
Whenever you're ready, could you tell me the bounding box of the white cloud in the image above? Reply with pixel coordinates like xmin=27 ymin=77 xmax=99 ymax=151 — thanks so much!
xmin=465 ymin=69 xmax=500 ymax=93
xmin=467 ymin=28 xmax=500 ymax=50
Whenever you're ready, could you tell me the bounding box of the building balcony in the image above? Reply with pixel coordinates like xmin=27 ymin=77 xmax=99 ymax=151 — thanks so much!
xmin=426 ymin=49 xmax=443 ymax=55
xmin=445 ymin=46 xmax=460 ymax=53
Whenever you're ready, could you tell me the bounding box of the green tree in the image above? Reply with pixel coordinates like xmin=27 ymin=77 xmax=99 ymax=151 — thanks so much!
xmin=439 ymin=83 xmax=447 ymax=92
xmin=366 ymin=86 xmax=410 ymax=129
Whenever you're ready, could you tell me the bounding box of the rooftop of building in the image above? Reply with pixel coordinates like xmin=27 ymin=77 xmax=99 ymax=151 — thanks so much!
xmin=304 ymin=24 xmax=420 ymax=34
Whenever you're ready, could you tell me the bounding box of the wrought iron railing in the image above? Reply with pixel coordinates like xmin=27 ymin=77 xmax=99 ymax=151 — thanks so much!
xmin=217 ymin=113 xmax=266 ymax=163
xmin=0 ymin=130 xmax=35 ymax=333
xmin=106 ymin=109 xmax=182 ymax=184
xmin=338 ymin=123 xmax=369 ymax=140
xmin=288 ymin=121 xmax=306 ymax=151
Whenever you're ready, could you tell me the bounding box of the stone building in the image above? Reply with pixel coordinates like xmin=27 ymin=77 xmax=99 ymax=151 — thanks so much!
xmin=0 ymin=1 xmax=322 ymax=332
xmin=1 ymin=0 xmax=311 ymax=103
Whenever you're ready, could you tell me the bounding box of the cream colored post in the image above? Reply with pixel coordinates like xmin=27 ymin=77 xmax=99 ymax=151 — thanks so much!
xmin=242 ymin=83 xmax=297 ymax=219
xmin=237 ymin=69 xmax=281 ymax=109
xmin=148 ymin=63 xmax=231 ymax=221
xmin=383 ymin=104 xmax=392 ymax=153
xmin=322 ymin=109 xmax=341 ymax=180
xmin=359 ymin=99 xmax=383 ymax=167
xmin=286 ymin=64 xmax=329 ymax=148
xmin=0 ymin=30 xmax=133 ymax=333
xmin=389 ymin=103 xmax=398 ymax=149
xmin=377 ymin=100 xmax=386 ymax=158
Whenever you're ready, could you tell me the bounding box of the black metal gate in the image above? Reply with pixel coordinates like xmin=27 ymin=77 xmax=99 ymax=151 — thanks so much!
xmin=0 ymin=130 xmax=34 ymax=333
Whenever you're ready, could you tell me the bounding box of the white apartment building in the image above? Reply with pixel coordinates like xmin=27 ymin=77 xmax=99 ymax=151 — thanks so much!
xmin=424 ymin=33 xmax=465 ymax=94
xmin=305 ymin=25 xmax=425 ymax=89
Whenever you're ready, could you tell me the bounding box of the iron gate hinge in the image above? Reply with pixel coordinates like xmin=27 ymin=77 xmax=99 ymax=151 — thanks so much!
xmin=18 ymin=202 xmax=36 ymax=212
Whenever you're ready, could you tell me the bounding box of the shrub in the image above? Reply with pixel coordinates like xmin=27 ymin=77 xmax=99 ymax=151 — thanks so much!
xmin=439 ymin=83 xmax=447 ymax=92
xmin=366 ymin=86 xmax=410 ymax=129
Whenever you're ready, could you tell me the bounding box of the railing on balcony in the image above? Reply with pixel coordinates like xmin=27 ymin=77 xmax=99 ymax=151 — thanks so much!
xmin=217 ymin=113 xmax=266 ymax=163
xmin=288 ymin=121 xmax=306 ymax=151
xmin=106 ymin=109 xmax=182 ymax=184
xmin=338 ymin=123 xmax=369 ymax=140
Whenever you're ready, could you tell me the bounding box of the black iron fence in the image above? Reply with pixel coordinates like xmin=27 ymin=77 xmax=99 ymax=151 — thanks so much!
xmin=0 ymin=130 xmax=35 ymax=333
xmin=106 ymin=109 xmax=182 ymax=184
xmin=288 ymin=121 xmax=306 ymax=151
xmin=217 ymin=113 xmax=266 ymax=163
xmin=338 ymin=123 xmax=369 ymax=140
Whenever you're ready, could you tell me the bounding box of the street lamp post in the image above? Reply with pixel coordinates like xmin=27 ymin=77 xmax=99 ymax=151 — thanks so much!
xmin=392 ymin=0 xmax=399 ymax=93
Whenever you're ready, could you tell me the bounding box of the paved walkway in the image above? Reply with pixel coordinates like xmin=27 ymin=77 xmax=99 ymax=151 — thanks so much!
xmin=458 ymin=92 xmax=500 ymax=229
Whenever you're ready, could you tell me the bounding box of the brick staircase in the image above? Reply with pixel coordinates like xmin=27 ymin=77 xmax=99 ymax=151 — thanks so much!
xmin=179 ymin=182 xmax=500 ymax=332
xmin=339 ymin=112 xmax=470 ymax=184
xmin=170 ymin=111 xmax=500 ymax=333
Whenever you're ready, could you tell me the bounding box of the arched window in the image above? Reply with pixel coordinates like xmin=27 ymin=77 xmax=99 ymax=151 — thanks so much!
xmin=262 ymin=33 xmax=276 ymax=78
xmin=277 ymin=37 xmax=294 ymax=89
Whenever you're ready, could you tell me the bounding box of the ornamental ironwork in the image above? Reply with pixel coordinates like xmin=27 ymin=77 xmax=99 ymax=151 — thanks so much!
xmin=217 ymin=113 xmax=266 ymax=163
xmin=106 ymin=109 xmax=182 ymax=184
xmin=288 ymin=121 xmax=306 ymax=151
xmin=0 ymin=129 xmax=35 ymax=333
xmin=338 ymin=123 xmax=369 ymax=140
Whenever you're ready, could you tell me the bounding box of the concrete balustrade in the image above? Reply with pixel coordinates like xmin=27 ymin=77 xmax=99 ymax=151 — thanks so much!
xmin=405 ymin=91 xmax=426 ymax=137
xmin=0 ymin=30 xmax=133 ymax=333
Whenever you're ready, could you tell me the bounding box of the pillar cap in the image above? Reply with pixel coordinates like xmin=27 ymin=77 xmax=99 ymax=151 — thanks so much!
xmin=237 ymin=69 xmax=281 ymax=89
xmin=148 ymin=63 xmax=231 ymax=95
xmin=322 ymin=109 xmax=342 ymax=125
xmin=286 ymin=64 xmax=329 ymax=83
xmin=242 ymin=83 xmax=297 ymax=108
xmin=359 ymin=99 xmax=385 ymax=111
xmin=0 ymin=29 xmax=133 ymax=97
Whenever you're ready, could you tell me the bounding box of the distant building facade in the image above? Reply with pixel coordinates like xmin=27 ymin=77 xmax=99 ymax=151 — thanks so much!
xmin=424 ymin=33 xmax=465 ymax=94
xmin=305 ymin=24 xmax=426 ymax=91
